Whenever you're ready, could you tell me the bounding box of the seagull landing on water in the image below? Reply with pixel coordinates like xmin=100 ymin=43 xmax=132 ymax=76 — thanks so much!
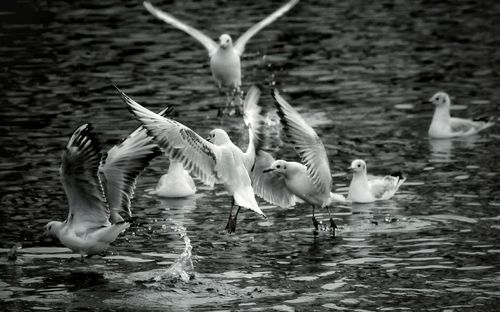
xmin=251 ymin=89 xmax=345 ymax=237
xmin=45 ymin=123 xmax=161 ymax=262
xmin=143 ymin=0 xmax=299 ymax=115
xmin=116 ymin=85 xmax=266 ymax=233
xmin=347 ymin=160 xmax=406 ymax=204
xmin=428 ymin=91 xmax=495 ymax=139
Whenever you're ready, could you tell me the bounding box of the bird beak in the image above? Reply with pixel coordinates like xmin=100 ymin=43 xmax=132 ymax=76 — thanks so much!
xmin=347 ymin=167 xmax=354 ymax=173
xmin=206 ymin=136 xmax=212 ymax=143
xmin=263 ymin=168 xmax=274 ymax=173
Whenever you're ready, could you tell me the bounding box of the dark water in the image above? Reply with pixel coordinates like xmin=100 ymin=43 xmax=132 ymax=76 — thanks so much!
xmin=1 ymin=0 xmax=500 ymax=310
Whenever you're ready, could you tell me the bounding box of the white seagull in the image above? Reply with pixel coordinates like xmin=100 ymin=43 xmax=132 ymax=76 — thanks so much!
xmin=144 ymin=107 xmax=197 ymax=198
xmin=428 ymin=91 xmax=495 ymax=139
xmin=347 ymin=159 xmax=406 ymax=204
xmin=45 ymin=123 xmax=161 ymax=262
xmin=148 ymin=160 xmax=196 ymax=198
xmin=143 ymin=0 xmax=299 ymax=93
xmin=252 ymin=89 xmax=340 ymax=235
xmin=116 ymin=86 xmax=266 ymax=233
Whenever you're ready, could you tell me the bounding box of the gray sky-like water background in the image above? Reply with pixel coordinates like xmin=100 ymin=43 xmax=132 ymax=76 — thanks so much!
xmin=1 ymin=0 xmax=500 ymax=311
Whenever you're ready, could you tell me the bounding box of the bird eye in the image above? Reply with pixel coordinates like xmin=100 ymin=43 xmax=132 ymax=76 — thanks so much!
xmin=277 ymin=165 xmax=281 ymax=169
xmin=357 ymin=164 xmax=361 ymax=167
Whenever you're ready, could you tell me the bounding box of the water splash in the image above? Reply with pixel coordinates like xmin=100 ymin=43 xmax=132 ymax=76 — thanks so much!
xmin=151 ymin=219 xmax=195 ymax=284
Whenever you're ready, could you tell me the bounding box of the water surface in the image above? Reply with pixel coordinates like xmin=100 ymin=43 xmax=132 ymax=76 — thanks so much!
xmin=1 ymin=0 xmax=500 ymax=311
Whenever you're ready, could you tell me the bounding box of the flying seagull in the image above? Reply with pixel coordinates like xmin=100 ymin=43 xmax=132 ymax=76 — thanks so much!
xmin=45 ymin=123 xmax=161 ymax=262
xmin=143 ymin=0 xmax=299 ymax=94
xmin=116 ymin=85 xmax=266 ymax=233
xmin=252 ymin=89 xmax=340 ymax=236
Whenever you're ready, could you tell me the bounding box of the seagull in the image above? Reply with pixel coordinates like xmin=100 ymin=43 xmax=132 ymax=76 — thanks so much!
xmin=347 ymin=159 xmax=406 ymax=203
xmin=45 ymin=123 xmax=161 ymax=262
xmin=147 ymin=160 xmax=196 ymax=198
xmin=428 ymin=91 xmax=495 ymax=139
xmin=144 ymin=107 xmax=197 ymax=198
xmin=143 ymin=0 xmax=299 ymax=94
xmin=116 ymin=85 xmax=266 ymax=233
xmin=252 ymin=89 xmax=339 ymax=236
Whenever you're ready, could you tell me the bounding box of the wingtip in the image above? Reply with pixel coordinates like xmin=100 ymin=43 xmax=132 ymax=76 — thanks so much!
xmin=158 ymin=106 xmax=174 ymax=118
xmin=390 ymin=171 xmax=405 ymax=181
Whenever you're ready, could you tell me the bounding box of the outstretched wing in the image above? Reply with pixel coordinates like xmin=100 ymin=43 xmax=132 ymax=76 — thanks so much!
xmin=99 ymin=119 xmax=163 ymax=223
xmin=60 ymin=124 xmax=109 ymax=228
xmin=143 ymin=1 xmax=218 ymax=57
xmin=115 ymin=86 xmax=221 ymax=186
xmin=250 ymin=151 xmax=297 ymax=208
xmin=234 ymin=0 xmax=299 ymax=56
xmin=243 ymin=86 xmax=266 ymax=171
xmin=272 ymin=89 xmax=331 ymax=196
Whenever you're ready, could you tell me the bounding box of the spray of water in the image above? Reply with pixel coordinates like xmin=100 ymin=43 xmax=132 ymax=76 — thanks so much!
xmin=154 ymin=218 xmax=195 ymax=283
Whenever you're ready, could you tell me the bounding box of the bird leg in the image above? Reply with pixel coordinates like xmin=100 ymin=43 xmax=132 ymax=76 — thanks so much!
xmin=229 ymin=206 xmax=241 ymax=233
xmin=231 ymin=88 xmax=242 ymax=117
xmin=225 ymin=199 xmax=235 ymax=230
xmin=225 ymin=199 xmax=238 ymax=233
xmin=80 ymin=255 xmax=85 ymax=263
xmin=326 ymin=206 xmax=337 ymax=237
xmin=312 ymin=205 xmax=319 ymax=236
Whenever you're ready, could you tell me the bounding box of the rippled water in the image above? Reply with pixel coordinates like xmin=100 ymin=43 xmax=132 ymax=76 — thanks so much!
xmin=1 ymin=0 xmax=500 ymax=310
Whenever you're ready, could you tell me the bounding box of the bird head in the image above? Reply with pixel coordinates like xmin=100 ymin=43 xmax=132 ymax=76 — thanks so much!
xmin=207 ymin=129 xmax=231 ymax=145
xmin=44 ymin=221 xmax=62 ymax=238
xmin=263 ymin=160 xmax=288 ymax=176
xmin=428 ymin=91 xmax=450 ymax=108
xmin=348 ymin=159 xmax=367 ymax=174
xmin=219 ymin=34 xmax=233 ymax=49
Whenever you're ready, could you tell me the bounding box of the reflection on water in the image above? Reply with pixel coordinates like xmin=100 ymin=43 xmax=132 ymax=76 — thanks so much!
xmin=1 ymin=0 xmax=500 ymax=310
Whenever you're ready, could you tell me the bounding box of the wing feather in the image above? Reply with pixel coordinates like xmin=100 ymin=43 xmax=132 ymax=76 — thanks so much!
xmin=234 ymin=0 xmax=299 ymax=56
xmin=250 ymin=151 xmax=297 ymax=208
xmin=99 ymin=122 xmax=162 ymax=223
xmin=115 ymin=86 xmax=220 ymax=186
xmin=143 ymin=1 xmax=218 ymax=56
xmin=243 ymin=86 xmax=265 ymax=170
xmin=60 ymin=124 xmax=109 ymax=228
xmin=450 ymin=117 xmax=495 ymax=135
xmin=272 ymin=89 xmax=331 ymax=196
xmin=368 ymin=175 xmax=406 ymax=200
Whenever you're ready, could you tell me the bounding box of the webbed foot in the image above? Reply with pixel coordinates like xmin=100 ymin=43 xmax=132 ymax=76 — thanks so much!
xmin=225 ymin=216 xmax=237 ymax=233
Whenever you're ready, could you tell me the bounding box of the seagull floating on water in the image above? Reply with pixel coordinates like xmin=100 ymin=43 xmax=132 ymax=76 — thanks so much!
xmin=252 ymin=89 xmax=342 ymax=236
xmin=45 ymin=123 xmax=161 ymax=262
xmin=347 ymin=159 xmax=406 ymax=203
xmin=143 ymin=0 xmax=299 ymax=94
xmin=428 ymin=91 xmax=495 ymax=139
xmin=116 ymin=85 xmax=266 ymax=233
xmin=147 ymin=160 xmax=196 ymax=198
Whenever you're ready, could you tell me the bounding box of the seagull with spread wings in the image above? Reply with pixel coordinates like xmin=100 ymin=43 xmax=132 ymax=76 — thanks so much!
xmin=143 ymin=0 xmax=299 ymax=94
xmin=116 ymin=85 xmax=266 ymax=233
xmin=428 ymin=91 xmax=495 ymax=139
xmin=45 ymin=123 xmax=161 ymax=262
xmin=252 ymin=90 xmax=342 ymax=236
